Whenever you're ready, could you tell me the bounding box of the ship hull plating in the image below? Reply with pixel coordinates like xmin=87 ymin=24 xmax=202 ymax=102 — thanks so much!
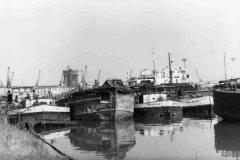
xmin=134 ymin=100 xmax=182 ymax=117
xmin=69 ymin=86 xmax=134 ymax=121
xmin=213 ymin=90 xmax=240 ymax=121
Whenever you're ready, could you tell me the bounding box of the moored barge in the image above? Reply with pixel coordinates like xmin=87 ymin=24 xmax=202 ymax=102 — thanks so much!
xmin=7 ymin=98 xmax=70 ymax=126
xmin=134 ymin=93 xmax=182 ymax=117
xmin=68 ymin=79 xmax=134 ymax=121
xmin=213 ymin=79 xmax=240 ymax=121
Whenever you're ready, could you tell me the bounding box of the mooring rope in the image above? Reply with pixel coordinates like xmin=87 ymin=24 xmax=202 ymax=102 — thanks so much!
xmin=26 ymin=122 xmax=75 ymax=160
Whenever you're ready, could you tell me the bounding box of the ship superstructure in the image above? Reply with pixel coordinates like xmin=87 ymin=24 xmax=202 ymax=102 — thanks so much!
xmin=128 ymin=66 xmax=191 ymax=87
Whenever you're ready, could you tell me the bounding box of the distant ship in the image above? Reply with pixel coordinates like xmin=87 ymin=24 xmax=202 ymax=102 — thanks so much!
xmin=128 ymin=53 xmax=197 ymax=92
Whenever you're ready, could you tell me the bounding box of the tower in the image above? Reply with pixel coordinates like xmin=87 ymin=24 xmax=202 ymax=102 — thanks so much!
xmin=63 ymin=67 xmax=79 ymax=86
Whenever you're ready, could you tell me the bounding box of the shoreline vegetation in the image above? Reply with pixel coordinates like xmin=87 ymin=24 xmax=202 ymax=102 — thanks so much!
xmin=0 ymin=117 xmax=67 ymax=160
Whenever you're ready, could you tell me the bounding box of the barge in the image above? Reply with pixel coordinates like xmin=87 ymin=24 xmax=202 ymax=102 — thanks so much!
xmin=213 ymin=79 xmax=240 ymax=121
xmin=7 ymin=98 xmax=69 ymax=125
xmin=68 ymin=79 xmax=134 ymax=121
xmin=134 ymin=93 xmax=182 ymax=117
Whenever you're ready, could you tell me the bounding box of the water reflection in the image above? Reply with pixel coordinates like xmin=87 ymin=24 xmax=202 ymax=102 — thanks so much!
xmin=134 ymin=115 xmax=183 ymax=137
xmin=68 ymin=120 xmax=135 ymax=160
xmin=215 ymin=121 xmax=240 ymax=158
xmin=36 ymin=115 xmax=229 ymax=160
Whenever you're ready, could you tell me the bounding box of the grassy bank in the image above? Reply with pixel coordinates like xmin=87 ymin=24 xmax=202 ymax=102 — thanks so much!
xmin=0 ymin=122 xmax=67 ymax=160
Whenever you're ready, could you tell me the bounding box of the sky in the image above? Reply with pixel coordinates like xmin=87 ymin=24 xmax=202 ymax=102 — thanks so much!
xmin=0 ymin=0 xmax=240 ymax=86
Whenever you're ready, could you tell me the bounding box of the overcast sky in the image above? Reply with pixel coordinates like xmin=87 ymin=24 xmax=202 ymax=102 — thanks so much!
xmin=0 ymin=0 xmax=239 ymax=86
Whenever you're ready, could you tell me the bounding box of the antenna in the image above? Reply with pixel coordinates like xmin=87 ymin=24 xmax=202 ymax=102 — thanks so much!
xmin=231 ymin=58 xmax=236 ymax=79
xmin=182 ymin=59 xmax=187 ymax=69
xmin=224 ymin=53 xmax=227 ymax=80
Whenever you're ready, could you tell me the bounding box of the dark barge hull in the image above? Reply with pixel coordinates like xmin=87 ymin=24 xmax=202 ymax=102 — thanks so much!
xmin=68 ymin=80 xmax=134 ymax=121
xmin=213 ymin=90 xmax=240 ymax=121
xmin=182 ymin=105 xmax=212 ymax=115
xmin=134 ymin=106 xmax=182 ymax=117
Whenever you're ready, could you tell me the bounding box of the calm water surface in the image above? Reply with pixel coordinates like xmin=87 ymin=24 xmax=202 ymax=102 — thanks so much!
xmin=36 ymin=115 xmax=240 ymax=160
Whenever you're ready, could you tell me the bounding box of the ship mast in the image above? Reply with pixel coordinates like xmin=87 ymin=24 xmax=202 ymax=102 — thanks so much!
xmin=168 ymin=53 xmax=172 ymax=84
xmin=224 ymin=53 xmax=227 ymax=80
xmin=152 ymin=49 xmax=156 ymax=85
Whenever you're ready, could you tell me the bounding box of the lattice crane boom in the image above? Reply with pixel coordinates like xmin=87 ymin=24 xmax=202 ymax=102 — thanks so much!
xmin=10 ymin=72 xmax=14 ymax=87
xmin=6 ymin=67 xmax=11 ymax=88
xmin=195 ymin=69 xmax=202 ymax=82
xmin=97 ymin=70 xmax=101 ymax=83
xmin=35 ymin=70 xmax=41 ymax=87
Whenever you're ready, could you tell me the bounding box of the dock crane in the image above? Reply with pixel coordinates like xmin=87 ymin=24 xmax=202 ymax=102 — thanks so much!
xmin=195 ymin=70 xmax=202 ymax=83
xmin=35 ymin=70 xmax=41 ymax=88
xmin=59 ymin=73 xmax=64 ymax=87
xmin=94 ymin=70 xmax=101 ymax=87
xmin=83 ymin=66 xmax=87 ymax=86
xmin=97 ymin=70 xmax=101 ymax=85
xmin=129 ymin=70 xmax=132 ymax=80
xmin=81 ymin=70 xmax=85 ymax=88
xmin=81 ymin=66 xmax=87 ymax=88
xmin=6 ymin=67 xmax=11 ymax=88
xmin=10 ymin=72 xmax=14 ymax=87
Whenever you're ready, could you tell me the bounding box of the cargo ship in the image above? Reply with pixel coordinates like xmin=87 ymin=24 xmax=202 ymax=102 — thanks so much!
xmin=68 ymin=79 xmax=134 ymax=121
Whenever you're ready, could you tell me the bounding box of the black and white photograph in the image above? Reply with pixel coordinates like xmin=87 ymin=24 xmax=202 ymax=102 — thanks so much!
xmin=0 ymin=0 xmax=240 ymax=159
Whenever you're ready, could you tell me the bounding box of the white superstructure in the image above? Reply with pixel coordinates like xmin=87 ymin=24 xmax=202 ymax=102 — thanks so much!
xmin=128 ymin=66 xmax=191 ymax=87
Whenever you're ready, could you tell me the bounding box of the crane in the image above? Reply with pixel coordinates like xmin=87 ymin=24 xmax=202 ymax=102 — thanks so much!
xmin=83 ymin=66 xmax=87 ymax=86
xmin=65 ymin=66 xmax=69 ymax=86
xmin=59 ymin=73 xmax=64 ymax=87
xmin=129 ymin=70 xmax=132 ymax=80
xmin=10 ymin=72 xmax=14 ymax=87
xmin=94 ymin=70 xmax=101 ymax=87
xmin=81 ymin=66 xmax=87 ymax=88
xmin=195 ymin=70 xmax=202 ymax=83
xmin=81 ymin=70 xmax=85 ymax=88
xmin=35 ymin=70 xmax=41 ymax=88
xmin=97 ymin=70 xmax=101 ymax=84
xmin=0 ymin=80 xmax=4 ymax=88
xmin=6 ymin=67 xmax=11 ymax=88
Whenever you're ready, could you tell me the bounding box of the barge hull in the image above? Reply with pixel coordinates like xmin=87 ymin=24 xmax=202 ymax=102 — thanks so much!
xmin=8 ymin=112 xmax=70 ymax=125
xmin=134 ymin=106 xmax=182 ymax=117
xmin=213 ymin=90 xmax=240 ymax=121
xmin=72 ymin=110 xmax=133 ymax=121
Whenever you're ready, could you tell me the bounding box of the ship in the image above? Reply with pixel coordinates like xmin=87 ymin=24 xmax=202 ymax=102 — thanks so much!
xmin=7 ymin=98 xmax=70 ymax=126
xmin=68 ymin=79 xmax=134 ymax=121
xmin=134 ymin=90 xmax=182 ymax=117
xmin=128 ymin=53 xmax=197 ymax=92
xmin=213 ymin=78 xmax=240 ymax=121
